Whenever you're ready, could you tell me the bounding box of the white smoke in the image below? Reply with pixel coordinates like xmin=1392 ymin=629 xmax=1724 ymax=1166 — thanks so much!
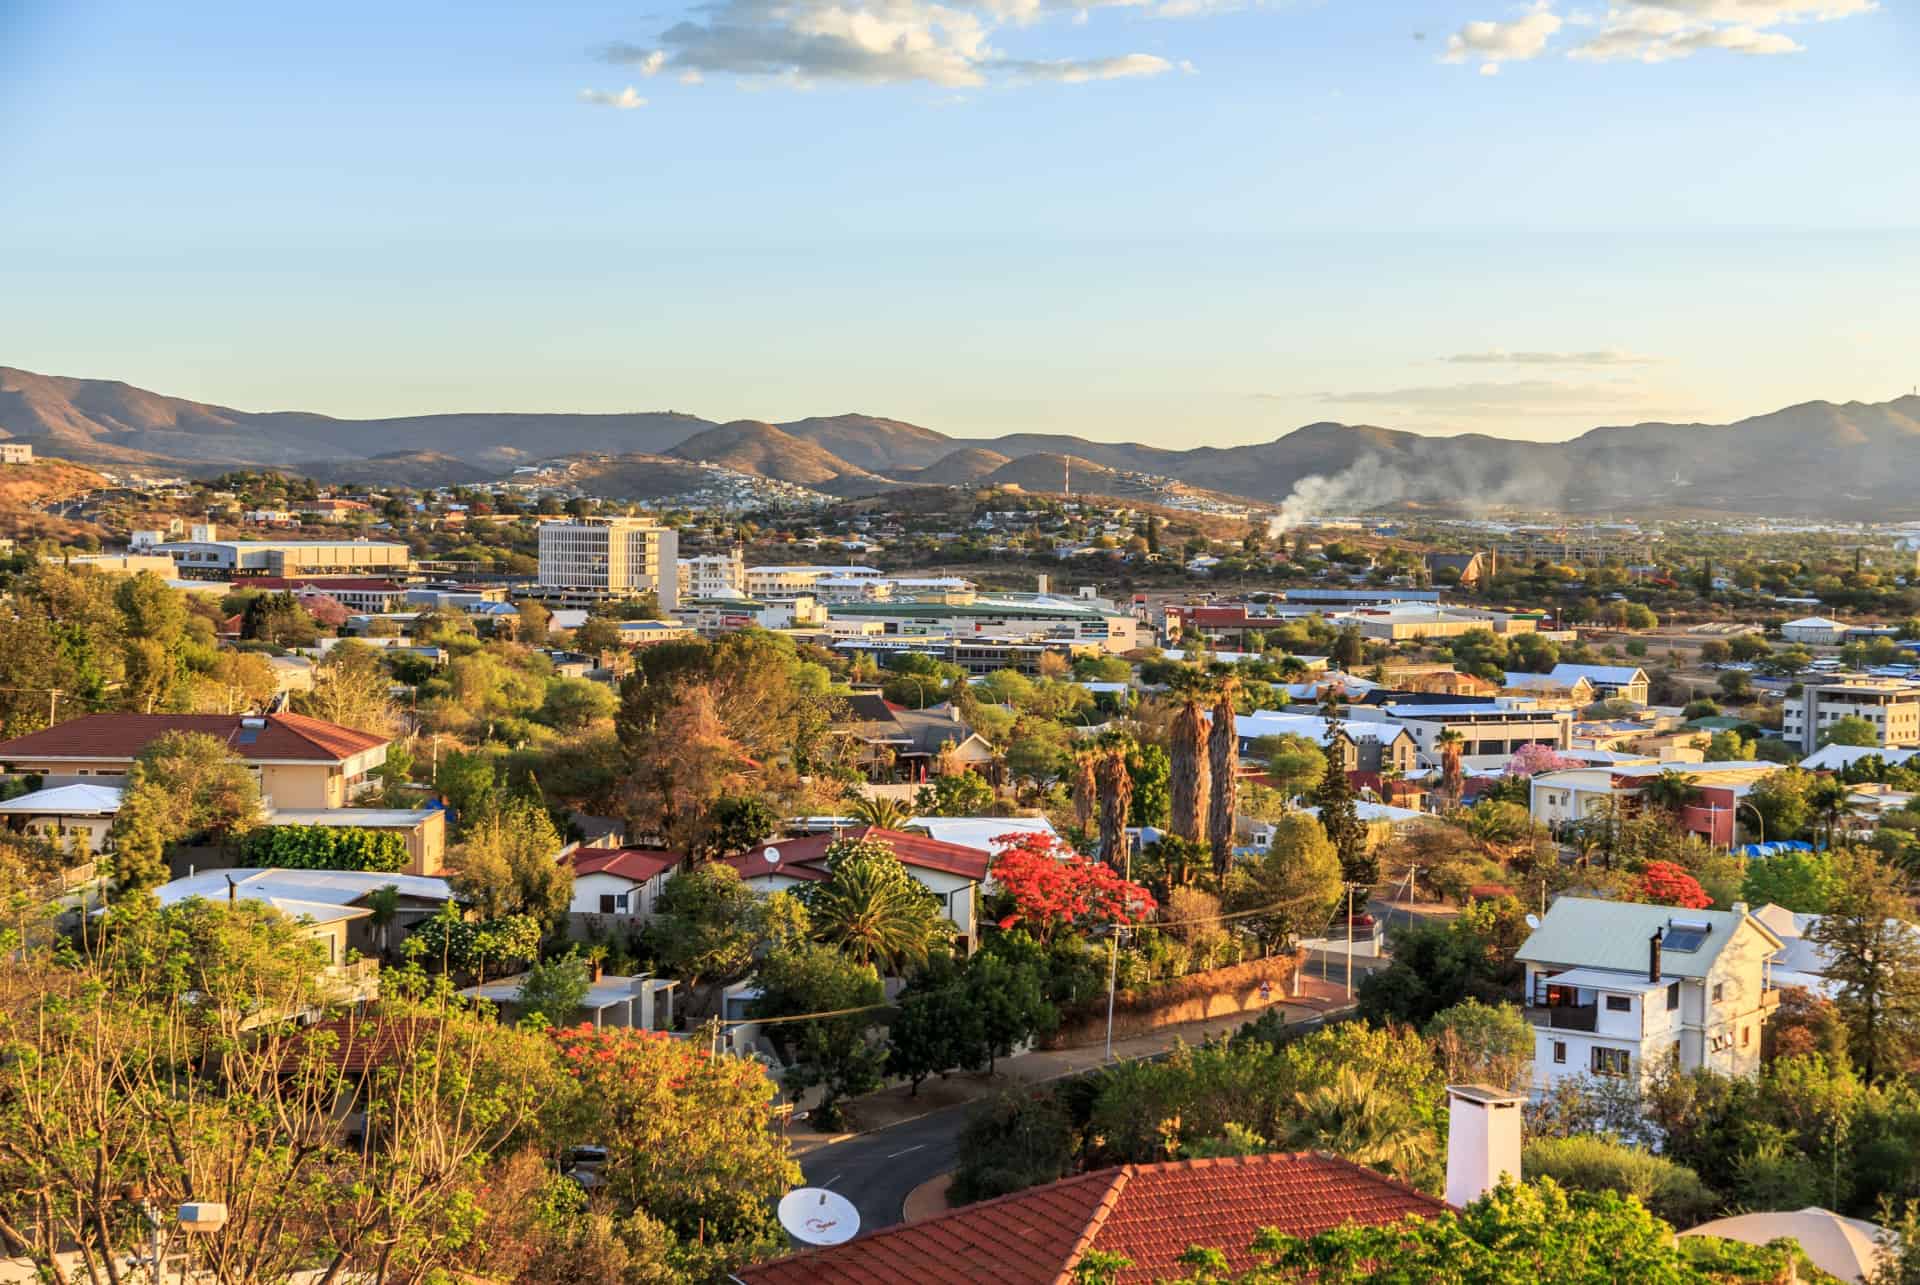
xmin=1265 ymin=453 xmax=1570 ymax=538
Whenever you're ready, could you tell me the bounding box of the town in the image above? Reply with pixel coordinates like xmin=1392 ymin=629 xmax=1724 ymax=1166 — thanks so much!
xmin=5 ymin=441 xmax=1920 ymax=1283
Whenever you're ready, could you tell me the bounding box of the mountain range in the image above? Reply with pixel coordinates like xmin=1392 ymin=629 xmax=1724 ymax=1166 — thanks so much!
xmin=3 ymin=365 xmax=1917 ymax=515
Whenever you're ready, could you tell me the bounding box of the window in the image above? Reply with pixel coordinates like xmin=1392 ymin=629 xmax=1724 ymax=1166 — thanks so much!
xmin=1605 ymin=996 xmax=1632 ymax=1013
xmin=1591 ymin=1047 xmax=1630 ymax=1078
xmin=1742 ymin=1025 xmax=1751 ymax=1048
xmin=598 ymin=893 xmax=630 ymax=914
xmin=1553 ymin=1041 xmax=1567 ymax=1064
xmin=1667 ymin=982 xmax=1681 ymax=1011
xmin=1713 ymin=983 xmax=1724 ymax=1002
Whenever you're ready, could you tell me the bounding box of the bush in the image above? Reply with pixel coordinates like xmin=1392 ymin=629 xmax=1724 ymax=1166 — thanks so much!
xmin=950 ymin=1091 xmax=1076 ymax=1205
xmin=245 ymin=823 xmax=409 ymax=873
xmin=1522 ymin=1135 xmax=1718 ymax=1228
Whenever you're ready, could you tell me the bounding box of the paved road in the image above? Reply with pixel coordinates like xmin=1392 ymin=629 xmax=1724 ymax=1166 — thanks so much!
xmin=798 ymin=1104 xmax=971 ymax=1233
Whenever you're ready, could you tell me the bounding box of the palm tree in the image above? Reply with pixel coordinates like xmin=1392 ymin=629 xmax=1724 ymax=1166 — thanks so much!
xmin=1284 ymin=1067 xmax=1436 ymax=1184
xmin=850 ymin=795 xmax=910 ymax=829
xmin=1207 ymin=677 xmax=1240 ymax=876
xmin=1806 ymin=777 xmax=1858 ymax=849
xmin=366 ymin=882 xmax=401 ymax=958
xmin=1436 ymin=728 xmax=1465 ymax=812
xmin=1167 ymin=673 xmax=1211 ymax=847
xmin=1639 ymin=769 xmax=1700 ymax=816
xmin=1097 ymin=746 xmax=1134 ymax=872
xmin=1071 ymin=749 xmax=1100 ymax=836
xmin=807 ymin=852 xmax=946 ymax=971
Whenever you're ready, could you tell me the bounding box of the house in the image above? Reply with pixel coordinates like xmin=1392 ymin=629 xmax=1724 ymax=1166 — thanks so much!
xmin=458 ymin=971 xmax=677 ymax=1031
xmin=1517 ymin=897 xmax=1784 ymax=1090
xmin=1348 ymin=700 xmax=1573 ymax=763
xmin=1232 ymin=710 xmax=1419 ymax=775
xmin=1547 ymin=663 xmax=1649 ymax=707
xmin=149 ymin=866 xmax=456 ymax=963
xmin=739 ymin=1151 xmax=1447 ymax=1285
xmin=1527 ymin=761 xmax=1780 ymax=846
xmin=0 ymin=712 xmax=390 ymax=810
xmin=1503 ymin=671 xmax=1596 ymax=707
xmin=1424 ymin=551 xmax=1494 ymax=588
xmin=834 ymin=695 xmax=997 ymax=783
xmin=262 ymin=807 xmax=448 ymax=876
xmin=1782 ymin=616 xmax=1849 ymax=647
xmin=718 ymin=825 xmax=990 ymax=950
xmin=0 ymin=782 xmax=123 ymax=853
xmin=564 ymin=846 xmax=683 ymax=928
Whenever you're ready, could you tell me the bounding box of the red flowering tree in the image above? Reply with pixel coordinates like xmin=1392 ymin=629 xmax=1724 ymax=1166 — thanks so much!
xmin=548 ymin=1024 xmax=798 ymax=1275
xmin=1632 ymin=860 xmax=1713 ymax=910
xmin=988 ymin=832 xmax=1156 ymax=943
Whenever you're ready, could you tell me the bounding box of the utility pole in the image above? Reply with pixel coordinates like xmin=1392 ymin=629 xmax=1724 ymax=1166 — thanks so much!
xmin=1345 ymin=883 xmax=1356 ymax=998
xmin=1104 ymin=928 xmax=1119 ymax=1061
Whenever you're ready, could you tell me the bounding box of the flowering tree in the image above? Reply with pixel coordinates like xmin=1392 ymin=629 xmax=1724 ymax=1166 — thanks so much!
xmin=1632 ymin=860 xmax=1713 ymax=910
xmin=989 ymin=832 xmax=1156 ymax=943
xmin=1504 ymin=743 xmax=1577 ymax=778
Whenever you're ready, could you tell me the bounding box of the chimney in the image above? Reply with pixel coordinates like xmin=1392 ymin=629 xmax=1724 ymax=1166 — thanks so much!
xmin=1445 ymin=1084 xmax=1526 ymax=1208
xmin=1649 ymin=927 xmax=1663 ymax=984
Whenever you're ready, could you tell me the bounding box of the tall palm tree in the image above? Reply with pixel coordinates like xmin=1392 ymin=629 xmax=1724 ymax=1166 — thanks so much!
xmin=365 ymin=882 xmax=401 ymax=958
xmin=1284 ymin=1067 xmax=1436 ymax=1184
xmin=850 ymin=795 xmax=910 ymax=829
xmin=1167 ymin=673 xmax=1211 ymax=847
xmin=1071 ymin=749 xmax=1100 ymax=836
xmin=1806 ymin=777 xmax=1858 ymax=849
xmin=1436 ymin=728 xmax=1465 ymax=812
xmin=1097 ymin=746 xmax=1134 ymax=872
xmin=1207 ymin=677 xmax=1240 ymax=876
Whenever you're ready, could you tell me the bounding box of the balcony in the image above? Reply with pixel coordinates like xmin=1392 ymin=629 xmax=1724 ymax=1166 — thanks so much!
xmin=1525 ymin=1003 xmax=1598 ymax=1032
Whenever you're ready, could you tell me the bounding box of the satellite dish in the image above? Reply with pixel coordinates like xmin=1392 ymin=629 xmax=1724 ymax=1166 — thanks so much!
xmin=778 ymin=1188 xmax=859 ymax=1246
xmin=763 ymin=846 xmax=781 ymax=866
xmin=1525 ymin=913 xmax=1541 ymax=930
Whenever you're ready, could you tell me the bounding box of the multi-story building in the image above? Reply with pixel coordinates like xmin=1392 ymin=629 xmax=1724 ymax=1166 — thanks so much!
xmin=536 ymin=517 xmax=678 ymax=609
xmin=0 ymin=443 xmax=35 ymax=464
xmin=1783 ymin=676 xmax=1920 ymax=754
xmin=1517 ymin=897 xmax=1782 ymax=1091
xmin=825 ymin=598 xmax=1139 ymax=653
xmin=1527 ymin=760 xmax=1780 ymax=845
xmin=1343 ymin=602 xmax=1539 ymax=642
xmin=153 ymin=537 xmax=411 ymax=579
xmin=677 ymin=549 xmax=745 ymax=599
xmin=1347 ymin=699 xmax=1572 ymax=762
xmin=745 ymin=564 xmax=884 ymax=601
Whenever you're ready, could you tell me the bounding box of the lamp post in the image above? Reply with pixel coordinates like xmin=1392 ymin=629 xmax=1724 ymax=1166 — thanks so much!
xmin=1737 ymin=799 xmax=1764 ymax=847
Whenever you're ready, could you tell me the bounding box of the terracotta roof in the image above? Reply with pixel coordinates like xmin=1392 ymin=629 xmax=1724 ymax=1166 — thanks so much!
xmin=0 ymin=712 xmax=389 ymax=764
xmin=717 ymin=826 xmax=989 ymax=883
xmin=740 ymin=1152 xmax=1445 ymax=1284
xmin=284 ymin=1016 xmax=444 ymax=1075
xmin=568 ymin=846 xmax=684 ymax=882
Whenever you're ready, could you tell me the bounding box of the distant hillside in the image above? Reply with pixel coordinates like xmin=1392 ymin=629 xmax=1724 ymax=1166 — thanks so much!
xmin=296 ymin=451 xmax=495 ymax=487
xmin=5 ymin=364 xmax=1918 ymax=515
xmin=543 ymin=453 xmax=753 ymax=502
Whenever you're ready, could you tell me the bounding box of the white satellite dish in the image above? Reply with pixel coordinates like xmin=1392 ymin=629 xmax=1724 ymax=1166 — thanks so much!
xmin=763 ymin=846 xmax=781 ymax=866
xmin=1525 ymin=913 xmax=1541 ymax=930
xmin=778 ymin=1188 xmax=860 ymax=1246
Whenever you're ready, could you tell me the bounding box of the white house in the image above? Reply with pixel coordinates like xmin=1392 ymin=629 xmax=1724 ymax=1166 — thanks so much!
xmin=564 ymin=846 xmax=683 ymax=927
xmin=1516 ymin=897 xmax=1783 ymax=1091
xmin=0 ymin=782 xmax=124 ymax=853
xmin=1547 ymin=663 xmax=1649 ymax=707
xmin=1782 ymin=616 xmax=1849 ymax=647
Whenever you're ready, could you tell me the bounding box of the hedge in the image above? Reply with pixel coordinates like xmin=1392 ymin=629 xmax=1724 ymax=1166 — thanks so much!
xmin=245 ymin=824 xmax=409 ymax=873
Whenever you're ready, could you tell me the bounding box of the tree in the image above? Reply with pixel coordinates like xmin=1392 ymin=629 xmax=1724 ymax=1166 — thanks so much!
xmin=1747 ymin=768 xmax=1813 ymax=842
xmin=964 ymin=948 xmax=1057 ymax=1072
xmin=240 ymin=590 xmax=319 ymax=646
xmin=989 ymin=832 xmax=1156 ymax=944
xmin=1742 ymin=849 xmax=1839 ymax=913
xmin=648 ymin=862 xmax=772 ymax=992
xmin=913 ymin=769 xmax=995 ymax=817
xmin=1504 ymin=742 xmax=1575 ymax=777
xmin=1426 ymin=999 xmax=1534 ymax=1093
xmin=1638 ymin=769 xmax=1700 ymax=815
xmin=293 ymin=641 xmax=395 ymax=734
xmin=1811 ymin=848 xmax=1920 ymax=1082
xmin=1357 ymin=904 xmax=1521 ymax=1026
xmin=1221 ymin=813 xmax=1342 ymax=955
xmin=537 ymin=676 xmax=617 ymax=732
xmin=887 ymin=964 xmax=981 ymax=1094
xmin=1283 ymin=1066 xmax=1436 ymax=1185
xmin=1521 ymin=1136 xmax=1718 ymax=1228
xmin=1822 ymin=714 xmax=1883 ymax=748
xmin=709 ymin=793 xmax=780 ymax=856
xmin=514 ymin=599 xmax=551 ymax=646
xmin=1168 ymin=678 xmax=1211 ymax=845
xmin=752 ymin=943 xmax=887 ymax=1128
xmin=621 ymin=682 xmax=752 ymax=854
xmin=549 ymin=1024 xmax=798 ymax=1278
xmin=515 ymin=952 xmax=591 ymax=1025
xmin=436 ymin=748 xmax=499 ymax=823
xmin=799 ymin=837 xmax=952 ymax=970
xmin=1633 ymin=861 xmax=1713 ymax=910
xmin=1253 ymin=732 xmax=1325 ymax=801
xmin=1312 ymin=710 xmax=1371 ymax=884
xmin=1207 ymin=679 xmax=1240 ymax=875
xmin=245 ymin=822 xmax=409 ymax=872
xmin=1808 ymin=775 xmax=1862 ymax=848
xmin=106 ymin=730 xmax=262 ymax=889
xmin=1097 ymin=745 xmax=1134 ymax=870
xmin=850 ymin=794 xmax=911 ymax=829
xmin=450 ymin=795 xmax=570 ymax=928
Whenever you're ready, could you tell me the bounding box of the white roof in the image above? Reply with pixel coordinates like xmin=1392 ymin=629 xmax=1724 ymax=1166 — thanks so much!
xmin=1300 ymin=800 xmax=1427 ymax=825
xmin=154 ymin=867 xmax=454 ymax=909
xmin=267 ymin=807 xmax=440 ymax=828
xmin=1550 ymin=663 xmax=1647 ymax=686
xmin=1799 ymin=744 xmax=1920 ymax=772
xmin=909 ymin=816 xmax=1056 ymax=852
xmin=1539 ymin=966 xmax=1671 ymax=994
xmin=0 ymin=782 xmax=124 ymax=815
xmin=1784 ymin=616 xmax=1847 ymax=629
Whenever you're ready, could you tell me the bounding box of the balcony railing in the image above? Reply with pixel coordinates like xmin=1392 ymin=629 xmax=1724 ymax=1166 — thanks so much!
xmin=1524 ymin=1003 xmax=1598 ymax=1032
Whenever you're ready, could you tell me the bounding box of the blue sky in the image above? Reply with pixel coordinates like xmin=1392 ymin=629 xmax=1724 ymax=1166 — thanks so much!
xmin=1 ymin=0 xmax=1914 ymax=446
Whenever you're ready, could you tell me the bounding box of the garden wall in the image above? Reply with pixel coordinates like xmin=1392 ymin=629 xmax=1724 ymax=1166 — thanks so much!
xmin=1041 ymin=951 xmax=1305 ymax=1049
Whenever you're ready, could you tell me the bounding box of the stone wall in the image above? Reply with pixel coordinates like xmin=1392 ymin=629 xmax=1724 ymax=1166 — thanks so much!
xmin=1042 ymin=950 xmax=1305 ymax=1049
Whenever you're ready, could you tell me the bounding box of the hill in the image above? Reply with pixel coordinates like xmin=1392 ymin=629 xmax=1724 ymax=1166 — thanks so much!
xmin=4 ymin=365 xmax=1918 ymax=515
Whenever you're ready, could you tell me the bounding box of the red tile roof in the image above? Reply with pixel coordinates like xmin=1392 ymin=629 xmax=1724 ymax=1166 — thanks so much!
xmin=717 ymin=826 xmax=990 ymax=884
xmin=739 ymin=1152 xmax=1445 ymax=1285
xmin=0 ymin=712 xmax=389 ymax=764
xmin=283 ymin=1016 xmax=444 ymax=1074
xmin=568 ymin=846 xmax=684 ymax=882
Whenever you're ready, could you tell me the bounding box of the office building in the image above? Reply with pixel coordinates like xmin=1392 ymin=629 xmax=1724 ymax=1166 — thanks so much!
xmin=1784 ymin=676 xmax=1920 ymax=754
xmin=536 ymin=517 xmax=678 ymax=609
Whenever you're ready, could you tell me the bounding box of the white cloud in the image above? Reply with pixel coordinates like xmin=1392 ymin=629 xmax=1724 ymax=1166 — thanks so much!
xmin=1445 ymin=0 xmax=1872 ymax=71
xmin=1317 ymin=379 xmax=1670 ymax=417
xmin=1444 ymin=349 xmax=1661 ymax=366
xmin=998 ymin=52 xmax=1176 ymax=82
xmin=579 ymin=86 xmax=648 ymax=109
xmin=1443 ymin=3 xmax=1564 ymax=74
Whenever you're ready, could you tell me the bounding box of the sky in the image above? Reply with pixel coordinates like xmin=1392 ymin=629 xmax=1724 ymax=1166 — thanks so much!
xmin=1 ymin=0 xmax=1915 ymax=448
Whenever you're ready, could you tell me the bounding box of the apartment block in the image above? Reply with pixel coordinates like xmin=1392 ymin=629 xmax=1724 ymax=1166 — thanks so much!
xmin=1783 ymin=676 xmax=1920 ymax=754
xmin=677 ymin=549 xmax=745 ymax=599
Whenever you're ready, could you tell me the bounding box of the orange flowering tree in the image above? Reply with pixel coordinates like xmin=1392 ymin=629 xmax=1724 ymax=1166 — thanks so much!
xmin=1632 ymin=860 xmax=1713 ymax=910
xmin=989 ymin=832 xmax=1157 ymax=943
xmin=549 ymin=1024 xmax=800 ymax=1278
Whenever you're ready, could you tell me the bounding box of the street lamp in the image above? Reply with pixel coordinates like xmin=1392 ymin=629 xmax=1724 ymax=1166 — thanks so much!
xmin=1737 ymin=799 xmax=1765 ymax=847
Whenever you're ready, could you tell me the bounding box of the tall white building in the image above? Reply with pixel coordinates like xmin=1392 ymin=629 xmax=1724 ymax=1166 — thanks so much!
xmin=678 ymin=549 xmax=745 ymax=599
xmin=537 ymin=517 xmax=678 ymax=609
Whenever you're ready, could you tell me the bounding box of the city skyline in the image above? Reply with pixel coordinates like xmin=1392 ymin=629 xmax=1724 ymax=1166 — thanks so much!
xmin=2 ymin=0 xmax=1914 ymax=446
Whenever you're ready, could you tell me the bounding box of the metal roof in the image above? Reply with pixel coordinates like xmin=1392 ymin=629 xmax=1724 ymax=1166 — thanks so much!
xmin=1516 ymin=897 xmax=1781 ymax=979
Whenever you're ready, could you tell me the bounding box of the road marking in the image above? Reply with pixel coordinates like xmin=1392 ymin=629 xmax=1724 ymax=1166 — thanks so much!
xmin=885 ymin=1144 xmax=926 ymax=1159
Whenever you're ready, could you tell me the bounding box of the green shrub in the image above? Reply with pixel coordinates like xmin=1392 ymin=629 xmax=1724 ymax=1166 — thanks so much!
xmin=245 ymin=824 xmax=408 ymax=873
xmin=950 ymin=1090 xmax=1076 ymax=1205
xmin=1522 ymin=1134 xmax=1718 ymax=1228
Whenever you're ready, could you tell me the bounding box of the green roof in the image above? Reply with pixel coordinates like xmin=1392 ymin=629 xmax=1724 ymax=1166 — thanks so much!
xmin=1686 ymin=716 xmax=1745 ymax=731
xmin=1515 ymin=897 xmax=1780 ymax=980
